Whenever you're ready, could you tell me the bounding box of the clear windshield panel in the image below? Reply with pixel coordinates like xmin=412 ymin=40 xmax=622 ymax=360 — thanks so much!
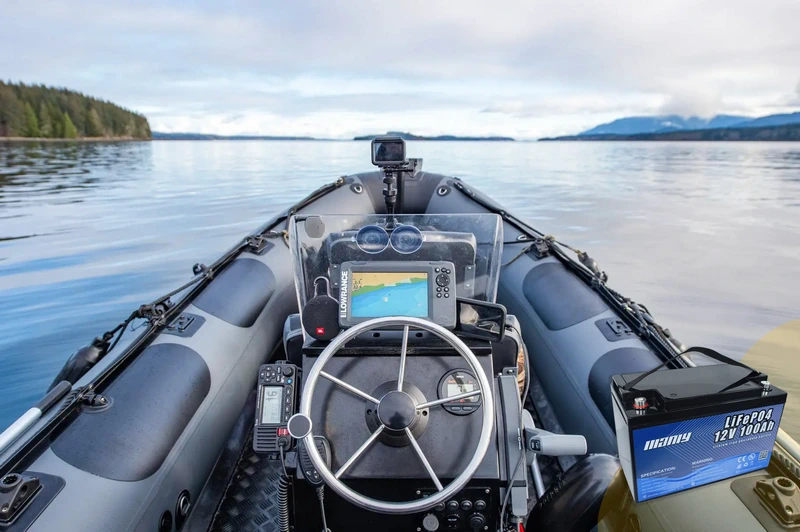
xmin=289 ymin=214 xmax=503 ymax=313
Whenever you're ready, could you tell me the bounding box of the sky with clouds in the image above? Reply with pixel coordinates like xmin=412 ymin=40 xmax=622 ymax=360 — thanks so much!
xmin=2 ymin=0 xmax=799 ymax=139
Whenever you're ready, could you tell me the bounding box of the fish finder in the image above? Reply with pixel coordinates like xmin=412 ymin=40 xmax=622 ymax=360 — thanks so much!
xmin=338 ymin=260 xmax=457 ymax=328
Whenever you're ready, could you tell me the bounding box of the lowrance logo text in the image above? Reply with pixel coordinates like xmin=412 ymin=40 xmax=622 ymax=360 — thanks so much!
xmin=339 ymin=271 xmax=349 ymax=317
xmin=643 ymin=432 xmax=692 ymax=451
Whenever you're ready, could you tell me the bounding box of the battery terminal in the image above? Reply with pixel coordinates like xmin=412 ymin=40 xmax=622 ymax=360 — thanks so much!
xmin=633 ymin=397 xmax=648 ymax=415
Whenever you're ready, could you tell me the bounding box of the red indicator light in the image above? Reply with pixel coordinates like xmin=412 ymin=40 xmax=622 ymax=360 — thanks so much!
xmin=277 ymin=428 xmax=289 ymax=436
xmin=316 ymin=327 xmax=325 ymax=336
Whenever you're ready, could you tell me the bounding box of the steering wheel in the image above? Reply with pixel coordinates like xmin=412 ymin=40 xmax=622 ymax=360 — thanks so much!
xmin=295 ymin=316 xmax=494 ymax=514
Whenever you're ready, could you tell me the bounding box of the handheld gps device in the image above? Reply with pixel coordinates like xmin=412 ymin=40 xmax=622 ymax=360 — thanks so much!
xmin=338 ymin=260 xmax=457 ymax=328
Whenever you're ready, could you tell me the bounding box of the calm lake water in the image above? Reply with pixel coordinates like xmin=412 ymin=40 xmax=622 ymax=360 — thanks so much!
xmin=1 ymin=140 xmax=799 ymax=436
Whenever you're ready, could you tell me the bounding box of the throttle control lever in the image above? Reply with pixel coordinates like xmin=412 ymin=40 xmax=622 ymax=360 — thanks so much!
xmin=522 ymin=410 xmax=587 ymax=498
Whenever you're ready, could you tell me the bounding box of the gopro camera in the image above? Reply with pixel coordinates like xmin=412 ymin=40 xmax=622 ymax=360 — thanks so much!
xmin=371 ymin=136 xmax=406 ymax=167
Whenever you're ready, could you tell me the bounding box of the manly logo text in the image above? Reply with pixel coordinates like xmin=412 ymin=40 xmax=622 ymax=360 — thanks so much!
xmin=643 ymin=432 xmax=692 ymax=451
xmin=339 ymin=271 xmax=349 ymax=318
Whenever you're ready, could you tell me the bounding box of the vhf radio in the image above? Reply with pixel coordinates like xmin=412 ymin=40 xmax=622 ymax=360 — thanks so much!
xmin=254 ymin=362 xmax=298 ymax=455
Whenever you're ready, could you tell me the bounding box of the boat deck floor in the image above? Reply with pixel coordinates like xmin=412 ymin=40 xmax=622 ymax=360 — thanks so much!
xmin=209 ymin=433 xmax=286 ymax=532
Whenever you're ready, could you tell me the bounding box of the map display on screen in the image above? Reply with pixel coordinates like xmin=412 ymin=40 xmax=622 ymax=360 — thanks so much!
xmin=351 ymin=272 xmax=428 ymax=318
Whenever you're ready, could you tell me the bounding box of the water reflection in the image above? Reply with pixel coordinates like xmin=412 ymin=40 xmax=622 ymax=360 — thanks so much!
xmin=0 ymin=140 xmax=799 ymax=434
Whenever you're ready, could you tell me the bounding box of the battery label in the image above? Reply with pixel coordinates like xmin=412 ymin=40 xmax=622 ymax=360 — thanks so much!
xmin=631 ymin=404 xmax=784 ymax=501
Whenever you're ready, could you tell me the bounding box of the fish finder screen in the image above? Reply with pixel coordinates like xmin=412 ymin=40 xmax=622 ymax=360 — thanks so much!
xmin=260 ymin=387 xmax=282 ymax=424
xmin=351 ymin=271 xmax=428 ymax=318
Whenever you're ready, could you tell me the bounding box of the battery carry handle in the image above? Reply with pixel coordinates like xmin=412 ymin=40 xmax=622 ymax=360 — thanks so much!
xmin=622 ymin=346 xmax=760 ymax=394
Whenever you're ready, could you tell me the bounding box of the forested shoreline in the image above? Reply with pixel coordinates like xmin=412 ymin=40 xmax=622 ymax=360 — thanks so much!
xmin=0 ymin=81 xmax=151 ymax=139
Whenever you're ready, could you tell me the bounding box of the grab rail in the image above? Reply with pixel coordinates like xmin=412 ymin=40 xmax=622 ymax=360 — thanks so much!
xmin=0 ymin=381 xmax=71 ymax=455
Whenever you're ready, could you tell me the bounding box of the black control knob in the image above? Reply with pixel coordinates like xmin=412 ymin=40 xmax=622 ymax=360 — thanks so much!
xmin=422 ymin=513 xmax=440 ymax=531
xmin=468 ymin=513 xmax=486 ymax=531
xmin=282 ymin=366 xmax=293 ymax=377
xmin=446 ymin=500 xmax=459 ymax=511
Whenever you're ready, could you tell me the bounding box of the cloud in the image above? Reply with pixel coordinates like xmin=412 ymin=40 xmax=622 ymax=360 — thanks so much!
xmin=1 ymin=0 xmax=799 ymax=136
xmin=658 ymin=90 xmax=724 ymax=118
xmin=480 ymin=95 xmax=658 ymax=118
xmin=793 ymin=78 xmax=800 ymax=105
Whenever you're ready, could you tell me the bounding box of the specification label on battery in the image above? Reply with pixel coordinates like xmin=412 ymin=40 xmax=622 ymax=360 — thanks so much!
xmin=631 ymin=404 xmax=784 ymax=501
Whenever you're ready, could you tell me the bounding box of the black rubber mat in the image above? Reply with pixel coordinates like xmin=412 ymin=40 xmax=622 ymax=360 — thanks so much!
xmin=210 ymin=436 xmax=286 ymax=532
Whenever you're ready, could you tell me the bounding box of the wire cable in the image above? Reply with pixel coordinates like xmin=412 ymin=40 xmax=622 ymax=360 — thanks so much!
xmin=316 ymin=486 xmax=330 ymax=532
xmin=276 ymin=442 xmax=291 ymax=532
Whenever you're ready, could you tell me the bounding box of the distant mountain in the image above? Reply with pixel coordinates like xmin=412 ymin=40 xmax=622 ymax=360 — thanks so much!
xmin=152 ymin=132 xmax=317 ymax=140
xmin=540 ymin=123 xmax=800 ymax=141
xmin=578 ymin=114 xmax=749 ymax=136
xmin=728 ymin=112 xmax=800 ymax=128
xmin=577 ymin=111 xmax=800 ymax=138
xmin=354 ymin=131 xmax=514 ymax=141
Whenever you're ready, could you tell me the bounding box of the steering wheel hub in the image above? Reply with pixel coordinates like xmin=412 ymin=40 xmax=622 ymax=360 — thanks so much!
xmin=377 ymin=391 xmax=417 ymax=430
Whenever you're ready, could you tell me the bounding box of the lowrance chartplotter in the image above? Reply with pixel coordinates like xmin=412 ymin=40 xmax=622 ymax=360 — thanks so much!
xmin=338 ymin=260 xmax=457 ymax=328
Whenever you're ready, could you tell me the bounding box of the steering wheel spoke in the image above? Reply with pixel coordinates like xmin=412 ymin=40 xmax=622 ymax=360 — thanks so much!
xmin=335 ymin=425 xmax=386 ymax=479
xmin=405 ymin=427 xmax=443 ymax=491
xmin=417 ymin=389 xmax=481 ymax=409
xmin=320 ymin=370 xmax=381 ymax=404
xmin=397 ymin=325 xmax=410 ymax=391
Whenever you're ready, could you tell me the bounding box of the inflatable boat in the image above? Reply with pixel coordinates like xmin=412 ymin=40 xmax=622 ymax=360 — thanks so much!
xmin=0 ymin=138 xmax=797 ymax=532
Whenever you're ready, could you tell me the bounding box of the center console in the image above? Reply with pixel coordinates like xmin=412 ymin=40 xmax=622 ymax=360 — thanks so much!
xmin=273 ymin=212 xmax=515 ymax=530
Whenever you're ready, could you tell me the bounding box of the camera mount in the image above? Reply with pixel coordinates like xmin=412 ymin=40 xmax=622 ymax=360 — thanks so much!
xmin=370 ymin=136 xmax=411 ymax=220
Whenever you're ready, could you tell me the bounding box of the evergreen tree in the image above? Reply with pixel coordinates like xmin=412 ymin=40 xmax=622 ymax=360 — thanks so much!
xmin=50 ymin=103 xmax=63 ymax=138
xmin=23 ymin=101 xmax=40 ymax=137
xmin=85 ymin=107 xmax=105 ymax=137
xmin=124 ymin=118 xmax=136 ymax=137
xmin=0 ymin=81 xmax=151 ymax=139
xmin=62 ymin=112 xmax=78 ymax=138
xmin=0 ymin=84 xmax=25 ymax=136
xmin=38 ymin=101 xmax=53 ymax=138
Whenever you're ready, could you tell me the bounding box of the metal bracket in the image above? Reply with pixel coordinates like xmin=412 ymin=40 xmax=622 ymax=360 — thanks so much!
xmin=79 ymin=392 xmax=111 ymax=411
xmin=462 ymin=264 xmax=476 ymax=298
xmin=164 ymin=313 xmax=205 ymax=338
xmin=530 ymin=238 xmax=550 ymax=259
xmin=245 ymin=235 xmax=274 ymax=256
xmin=137 ymin=302 xmax=172 ymax=326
